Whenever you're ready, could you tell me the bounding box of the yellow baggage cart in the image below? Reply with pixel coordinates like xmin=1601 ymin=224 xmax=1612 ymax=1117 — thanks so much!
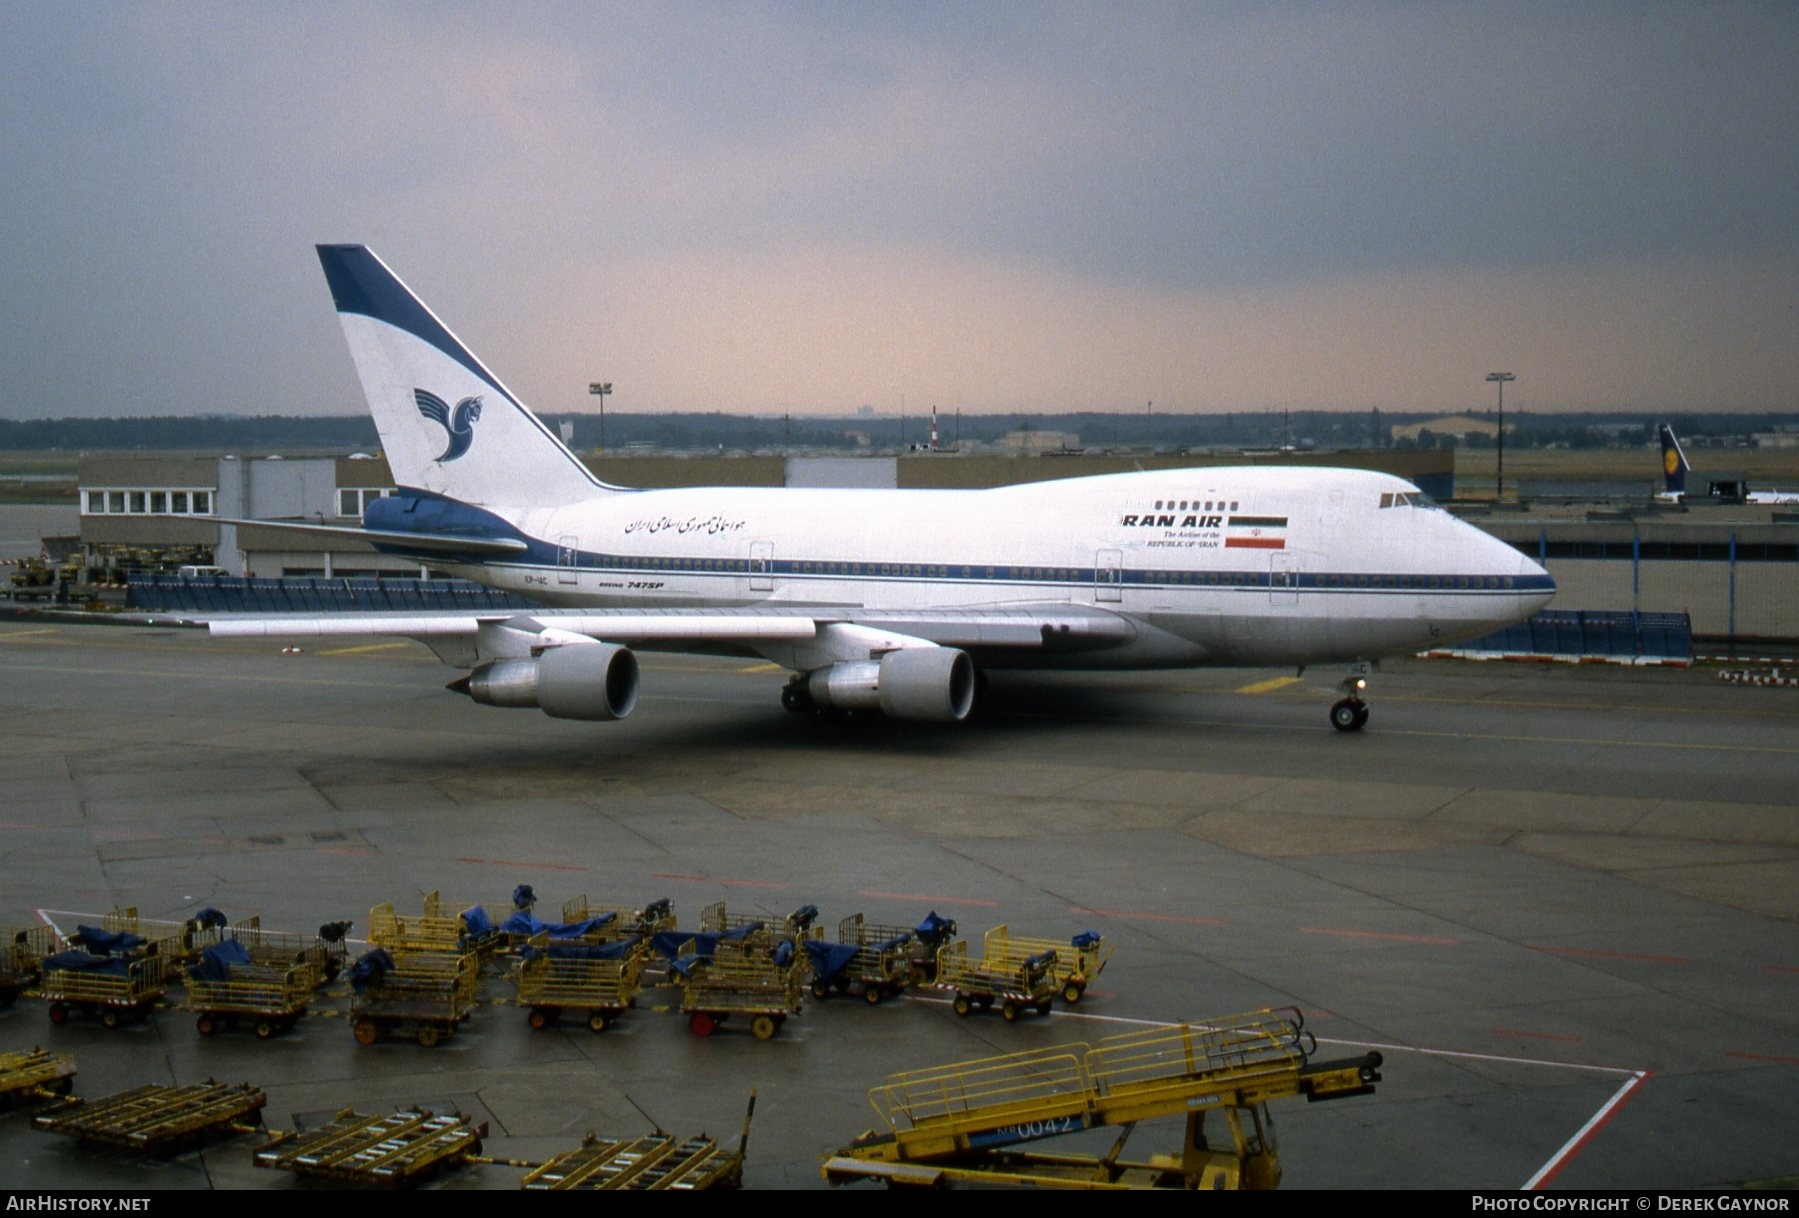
xmin=514 ymin=932 xmax=646 ymax=1032
xmin=982 ymin=924 xmax=1114 ymax=1004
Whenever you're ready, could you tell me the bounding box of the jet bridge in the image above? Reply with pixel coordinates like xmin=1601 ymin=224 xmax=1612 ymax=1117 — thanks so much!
xmin=822 ymin=1009 xmax=1380 ymax=1190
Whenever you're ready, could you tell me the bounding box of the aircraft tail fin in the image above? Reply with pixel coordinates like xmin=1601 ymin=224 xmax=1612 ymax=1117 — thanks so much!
xmin=1658 ymin=425 xmax=1689 ymax=497
xmin=316 ymin=244 xmax=613 ymax=508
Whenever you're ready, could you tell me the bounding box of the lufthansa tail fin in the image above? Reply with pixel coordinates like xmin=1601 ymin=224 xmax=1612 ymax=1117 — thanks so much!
xmin=1658 ymin=425 xmax=1689 ymax=497
xmin=317 ymin=245 xmax=615 ymax=508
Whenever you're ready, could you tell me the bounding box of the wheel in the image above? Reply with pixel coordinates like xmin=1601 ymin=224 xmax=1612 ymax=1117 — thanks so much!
xmin=1001 ymin=1001 xmax=1020 ymax=1023
xmin=100 ymin=1008 xmax=120 ymax=1029
xmin=254 ymin=1020 xmax=277 ymax=1040
xmin=811 ymin=979 xmax=829 ymax=1000
xmin=1330 ymin=698 xmax=1366 ymax=732
xmin=1353 ymin=704 xmax=1370 ymax=729
xmin=416 ymin=1024 xmax=442 ymax=1048
xmin=1062 ymin=981 xmax=1084 ymax=1004
xmin=196 ymin=1014 xmax=217 ymax=1036
xmin=751 ymin=1014 xmax=778 ymax=1040
xmin=528 ymin=1007 xmax=551 ymax=1030
xmin=688 ymin=1011 xmax=717 ymax=1037
xmin=47 ymin=1002 xmax=67 ymax=1025
xmin=1036 ymin=1000 xmax=1054 ymax=1016
xmin=863 ymin=985 xmax=883 ymax=1006
xmin=587 ymin=1011 xmax=609 ymax=1033
xmin=953 ymin=995 xmax=972 ymax=1017
xmin=353 ymin=1019 xmax=379 ymax=1045
xmin=781 ymin=685 xmax=808 ymax=713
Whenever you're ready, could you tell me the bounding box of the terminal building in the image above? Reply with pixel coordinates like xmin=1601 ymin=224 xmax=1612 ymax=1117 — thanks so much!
xmin=72 ymin=449 xmax=1799 ymax=644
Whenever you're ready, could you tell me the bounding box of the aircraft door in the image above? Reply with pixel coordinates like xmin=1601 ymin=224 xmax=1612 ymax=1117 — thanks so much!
xmin=557 ymin=536 xmax=578 ymax=585
xmin=1269 ymin=552 xmax=1297 ymax=606
xmin=1095 ymin=549 xmax=1122 ymax=602
xmin=750 ymin=541 xmax=774 ymax=592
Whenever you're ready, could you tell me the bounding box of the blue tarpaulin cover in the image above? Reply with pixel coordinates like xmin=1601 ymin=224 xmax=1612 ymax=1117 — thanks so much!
xmin=460 ymin=906 xmax=496 ymax=938
xmin=789 ymin=905 xmax=820 ymax=931
xmin=915 ymin=912 xmax=956 ymax=947
xmin=874 ymin=934 xmax=911 ymax=953
xmin=521 ymin=937 xmax=640 ymax=962
xmin=43 ymin=951 xmax=131 ymax=976
xmin=1071 ymin=931 xmax=1101 ymax=949
xmin=772 ymin=940 xmax=794 ymax=967
xmin=189 ymin=939 xmax=252 ymax=983
xmin=804 ymin=940 xmax=860 ymax=981
xmin=347 ymin=948 xmax=394 ymax=993
xmin=652 ymin=931 xmax=721 ymax=960
xmin=512 ymin=885 xmax=536 ymax=911
xmin=193 ymin=908 xmax=228 ymax=930
xmin=72 ymin=926 xmax=145 ymax=957
xmin=721 ymin=922 xmax=764 ymax=942
xmin=499 ymin=910 xmax=618 ymax=939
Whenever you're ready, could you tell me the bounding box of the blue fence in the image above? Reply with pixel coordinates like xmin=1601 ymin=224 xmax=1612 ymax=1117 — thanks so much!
xmin=128 ymin=575 xmax=540 ymax=614
xmin=1453 ymin=609 xmax=1691 ymax=662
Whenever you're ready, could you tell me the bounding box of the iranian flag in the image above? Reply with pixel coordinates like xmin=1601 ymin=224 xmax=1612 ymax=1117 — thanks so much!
xmin=1225 ymin=515 xmax=1287 ymax=549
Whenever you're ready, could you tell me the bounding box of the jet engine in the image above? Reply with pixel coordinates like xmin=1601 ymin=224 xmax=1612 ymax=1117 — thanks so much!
xmin=804 ymin=647 xmax=975 ymax=722
xmin=455 ymin=642 xmax=640 ymax=721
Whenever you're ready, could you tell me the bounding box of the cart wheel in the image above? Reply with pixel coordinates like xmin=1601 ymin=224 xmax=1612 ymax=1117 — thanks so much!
xmin=1001 ymin=1001 xmax=1020 ymax=1023
xmin=864 ymin=986 xmax=883 ymax=1006
xmin=751 ymin=1015 xmax=778 ymax=1040
xmin=100 ymin=1008 xmax=120 ymax=1030
xmin=953 ymin=995 xmax=972 ymax=1017
xmin=1036 ymin=1000 xmax=1054 ymax=1017
xmin=587 ymin=1011 xmax=609 ymax=1033
xmin=416 ymin=1024 xmax=441 ymax=1048
xmin=196 ymin=1014 xmax=217 ymax=1036
xmin=810 ymin=980 xmax=829 ymax=1000
xmin=48 ymin=1002 xmax=68 ymax=1025
xmin=255 ymin=1020 xmax=277 ymax=1040
xmin=528 ymin=1007 xmax=551 ymax=1031
xmin=1062 ymin=981 xmax=1085 ymax=1004
xmin=353 ymin=1019 xmax=379 ymax=1045
xmin=688 ymin=1011 xmax=717 ymax=1038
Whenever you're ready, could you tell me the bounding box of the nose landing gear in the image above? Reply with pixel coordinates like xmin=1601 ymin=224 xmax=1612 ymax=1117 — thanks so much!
xmin=1330 ymin=666 xmax=1370 ymax=732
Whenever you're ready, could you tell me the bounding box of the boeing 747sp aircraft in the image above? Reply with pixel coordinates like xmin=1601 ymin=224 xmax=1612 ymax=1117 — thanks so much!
xmin=206 ymin=245 xmax=1554 ymax=732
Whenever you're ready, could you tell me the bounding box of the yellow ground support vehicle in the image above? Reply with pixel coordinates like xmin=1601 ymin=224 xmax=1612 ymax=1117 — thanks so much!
xmin=699 ymin=901 xmax=823 ymax=948
xmin=255 ymin=1107 xmax=483 ymax=1186
xmin=348 ymin=948 xmax=481 ymax=1047
xmin=228 ymin=916 xmax=351 ymax=988
xmin=933 ymin=940 xmax=1059 ymax=1022
xmin=100 ymin=906 xmax=226 ymax=967
xmin=35 ymin=951 xmax=167 ymax=1028
xmin=0 ymin=1048 xmax=75 ymax=1105
xmin=822 ymin=1009 xmax=1382 ymax=1190
xmin=558 ymin=895 xmax=677 ymax=940
xmin=0 ymin=925 xmax=57 ymax=1008
xmin=806 ymin=915 xmax=917 ymax=1005
xmin=33 ymin=1081 xmax=266 ymax=1153
xmin=369 ymin=890 xmax=503 ymax=960
xmin=677 ymin=941 xmax=806 ymax=1040
xmin=982 ymin=924 xmax=1114 ymax=1005
xmin=514 ymin=932 xmax=647 ymax=1032
xmin=187 ymin=962 xmax=313 ymax=1039
xmin=518 ymin=1095 xmax=755 ymax=1190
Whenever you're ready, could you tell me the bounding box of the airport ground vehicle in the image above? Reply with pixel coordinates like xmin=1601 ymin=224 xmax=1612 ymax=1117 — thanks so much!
xmin=33 ymin=1081 xmax=267 ymax=1153
xmin=514 ymin=933 xmax=647 ymax=1032
xmin=981 ymin=924 xmax=1113 ymax=1004
xmin=933 ymin=940 xmax=1059 ymax=1022
xmin=186 ymin=949 xmax=313 ymax=1040
xmin=347 ymin=948 xmax=480 ymax=1047
xmin=822 ymin=1009 xmax=1382 ymax=1189
xmin=0 ymin=925 xmax=57 ymax=1008
xmin=35 ymin=951 xmax=167 ymax=1028
xmin=805 ymin=919 xmax=914 ymax=1005
xmin=678 ymin=941 xmax=806 ymax=1039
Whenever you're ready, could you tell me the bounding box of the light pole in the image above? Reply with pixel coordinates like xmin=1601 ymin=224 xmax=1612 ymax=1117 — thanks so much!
xmin=1485 ymin=372 xmax=1514 ymax=502
xmin=588 ymin=381 xmax=612 ymax=452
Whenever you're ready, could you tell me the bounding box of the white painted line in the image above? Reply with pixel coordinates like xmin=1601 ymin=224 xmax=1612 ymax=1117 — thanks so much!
xmin=1522 ymin=1070 xmax=1653 ymax=1191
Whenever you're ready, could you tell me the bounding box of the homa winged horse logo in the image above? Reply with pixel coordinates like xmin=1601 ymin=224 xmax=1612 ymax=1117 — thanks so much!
xmin=414 ymin=389 xmax=484 ymax=462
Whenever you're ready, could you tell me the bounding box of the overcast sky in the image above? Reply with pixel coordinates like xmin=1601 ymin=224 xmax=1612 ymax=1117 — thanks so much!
xmin=4 ymin=2 xmax=1796 ymax=419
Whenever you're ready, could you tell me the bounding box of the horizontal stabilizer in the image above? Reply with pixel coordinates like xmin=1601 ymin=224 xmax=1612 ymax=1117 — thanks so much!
xmin=212 ymin=516 xmax=528 ymax=557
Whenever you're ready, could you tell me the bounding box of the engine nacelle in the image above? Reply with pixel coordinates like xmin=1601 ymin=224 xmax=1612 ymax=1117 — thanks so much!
xmin=806 ymin=648 xmax=975 ymax=722
xmin=462 ymin=643 xmax=639 ymax=721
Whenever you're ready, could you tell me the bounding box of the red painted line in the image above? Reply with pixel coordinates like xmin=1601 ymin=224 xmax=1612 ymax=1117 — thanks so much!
xmin=858 ymin=890 xmax=999 ymax=907
xmin=655 ymin=873 xmax=787 ymax=890
xmin=1764 ymin=964 xmax=1799 ymax=975
xmin=1724 ymin=1051 xmax=1799 ymax=1065
xmin=1068 ymin=906 xmax=1228 ymax=926
xmin=1224 ymin=537 xmax=1285 ymax=549
xmin=1493 ymin=1028 xmax=1583 ymax=1043
xmin=1527 ymin=945 xmax=1690 ymax=965
xmin=455 ymin=857 xmax=588 ymax=873
xmin=1526 ymin=1071 xmax=1652 ymax=1190
xmin=1300 ymin=927 xmax=1461 ymax=945
xmin=317 ymin=847 xmax=374 ymax=857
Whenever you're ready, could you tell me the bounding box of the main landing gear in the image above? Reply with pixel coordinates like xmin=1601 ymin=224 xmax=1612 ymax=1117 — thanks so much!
xmin=1329 ymin=666 xmax=1371 ymax=733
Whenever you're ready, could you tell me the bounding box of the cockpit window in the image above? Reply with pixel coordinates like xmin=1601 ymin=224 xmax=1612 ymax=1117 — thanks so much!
xmin=1378 ymin=490 xmax=1443 ymax=510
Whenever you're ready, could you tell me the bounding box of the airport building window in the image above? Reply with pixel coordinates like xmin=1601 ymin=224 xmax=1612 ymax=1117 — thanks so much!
xmin=81 ymin=487 xmax=215 ymax=516
xmin=338 ymin=487 xmax=396 ymax=517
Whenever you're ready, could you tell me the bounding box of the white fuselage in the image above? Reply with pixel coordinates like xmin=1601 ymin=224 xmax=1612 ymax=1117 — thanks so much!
xmin=418 ymin=465 xmax=1551 ymax=669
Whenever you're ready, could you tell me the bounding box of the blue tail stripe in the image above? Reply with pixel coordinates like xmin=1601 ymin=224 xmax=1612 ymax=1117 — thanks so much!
xmin=316 ymin=244 xmax=504 ymax=400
